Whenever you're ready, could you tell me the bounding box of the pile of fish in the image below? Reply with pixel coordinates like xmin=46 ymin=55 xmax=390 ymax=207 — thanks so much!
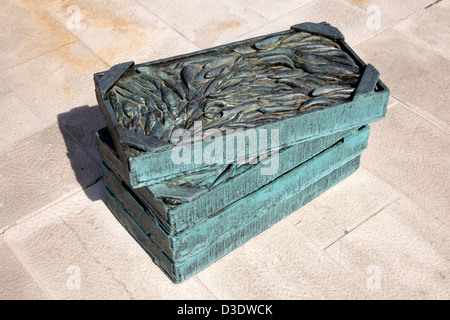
xmin=107 ymin=31 xmax=361 ymax=143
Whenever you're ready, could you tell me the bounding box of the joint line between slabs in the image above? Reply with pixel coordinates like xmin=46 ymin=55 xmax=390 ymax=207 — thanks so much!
xmin=234 ymin=0 xmax=317 ymax=41
xmin=0 ymin=175 xmax=103 ymax=237
xmin=320 ymin=196 xmax=402 ymax=251
xmin=194 ymin=276 xmax=219 ymax=300
xmin=319 ymin=247 xmax=381 ymax=298
xmin=389 ymin=26 xmax=450 ymax=61
xmin=352 ymin=3 xmax=440 ymax=48
xmin=84 ymin=175 xmax=104 ymax=189
xmin=55 ymin=214 xmax=135 ymax=299
xmin=340 ymin=0 xmax=367 ymax=14
xmin=425 ymin=0 xmax=444 ymax=9
xmin=0 ymin=71 xmax=50 ymax=126
xmin=134 ymin=0 xmax=201 ymax=50
xmin=0 ymin=125 xmax=54 ymax=153
xmin=233 ymin=0 xmax=270 ymax=21
xmin=393 ymin=97 xmax=450 ymax=135
xmin=0 ymin=41 xmax=76 ymax=73
xmin=2 ymin=233 xmax=55 ymax=299
xmin=57 ymin=124 xmax=103 ymax=167
xmin=31 ymin=0 xmax=111 ymax=68
xmin=360 ymin=164 xmax=450 ymax=233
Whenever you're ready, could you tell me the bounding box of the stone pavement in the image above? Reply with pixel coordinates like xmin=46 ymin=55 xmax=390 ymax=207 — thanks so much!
xmin=0 ymin=0 xmax=449 ymax=299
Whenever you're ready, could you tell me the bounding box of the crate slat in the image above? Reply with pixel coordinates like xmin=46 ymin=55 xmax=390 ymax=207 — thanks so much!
xmin=106 ymin=156 xmax=361 ymax=283
xmin=103 ymin=126 xmax=369 ymax=262
xmin=94 ymin=22 xmax=389 ymax=188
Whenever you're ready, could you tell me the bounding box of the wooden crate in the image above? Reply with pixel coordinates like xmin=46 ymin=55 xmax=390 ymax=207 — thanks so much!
xmin=105 ymin=156 xmax=363 ymax=283
xmin=96 ymin=125 xmax=365 ymax=233
xmin=102 ymin=125 xmax=369 ymax=282
xmin=94 ymin=22 xmax=388 ymax=188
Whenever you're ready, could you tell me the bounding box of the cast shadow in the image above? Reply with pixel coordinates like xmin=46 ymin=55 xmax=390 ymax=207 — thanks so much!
xmin=57 ymin=105 xmax=107 ymax=202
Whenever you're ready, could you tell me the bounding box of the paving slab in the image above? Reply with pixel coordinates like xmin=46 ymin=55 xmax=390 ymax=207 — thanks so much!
xmin=343 ymin=0 xmax=436 ymax=28
xmin=289 ymin=167 xmax=400 ymax=249
xmin=0 ymin=236 xmax=49 ymax=300
xmin=393 ymin=0 xmax=450 ymax=58
xmin=361 ymin=103 xmax=450 ymax=228
xmin=2 ymin=42 xmax=108 ymax=124
xmin=34 ymin=0 xmax=60 ymax=7
xmin=3 ymin=182 xmax=216 ymax=299
xmin=326 ymin=197 xmax=450 ymax=299
xmin=136 ymin=0 xmax=267 ymax=48
xmin=57 ymin=105 xmax=107 ymax=166
xmin=45 ymin=0 xmax=200 ymax=66
xmin=237 ymin=0 xmax=388 ymax=46
xmin=222 ymin=0 xmax=313 ymax=21
xmin=198 ymin=220 xmax=370 ymax=299
xmin=0 ymin=125 xmax=101 ymax=230
xmin=354 ymin=27 xmax=450 ymax=129
xmin=0 ymin=93 xmax=45 ymax=146
xmin=0 ymin=0 xmax=74 ymax=70
xmin=0 ymin=75 xmax=12 ymax=97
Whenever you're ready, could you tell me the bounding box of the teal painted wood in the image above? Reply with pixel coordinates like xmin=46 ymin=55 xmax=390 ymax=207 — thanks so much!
xmin=105 ymin=156 xmax=361 ymax=283
xmin=102 ymin=125 xmax=369 ymax=262
xmin=105 ymin=188 xmax=177 ymax=277
xmin=126 ymin=91 xmax=386 ymax=188
xmin=94 ymin=22 xmax=389 ymax=189
xmin=97 ymin=125 xmax=360 ymax=233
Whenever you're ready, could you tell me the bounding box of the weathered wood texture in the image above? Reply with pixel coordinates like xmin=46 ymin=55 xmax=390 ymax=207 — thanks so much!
xmin=97 ymin=125 xmax=363 ymax=233
xmin=93 ymin=21 xmax=389 ymax=284
xmin=94 ymin=22 xmax=389 ymax=188
xmin=103 ymin=126 xmax=369 ymax=263
xmin=106 ymin=155 xmax=362 ymax=283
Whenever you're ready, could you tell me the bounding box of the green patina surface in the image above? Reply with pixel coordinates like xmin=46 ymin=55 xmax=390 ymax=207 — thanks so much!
xmin=103 ymin=126 xmax=369 ymax=263
xmin=106 ymin=156 xmax=361 ymax=283
xmin=126 ymin=91 xmax=386 ymax=187
xmin=97 ymin=125 xmax=360 ymax=233
xmin=94 ymin=22 xmax=388 ymax=188
xmin=93 ymin=22 xmax=389 ymax=284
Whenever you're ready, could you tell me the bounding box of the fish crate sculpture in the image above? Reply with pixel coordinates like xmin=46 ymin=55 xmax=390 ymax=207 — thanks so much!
xmin=94 ymin=22 xmax=389 ymax=283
